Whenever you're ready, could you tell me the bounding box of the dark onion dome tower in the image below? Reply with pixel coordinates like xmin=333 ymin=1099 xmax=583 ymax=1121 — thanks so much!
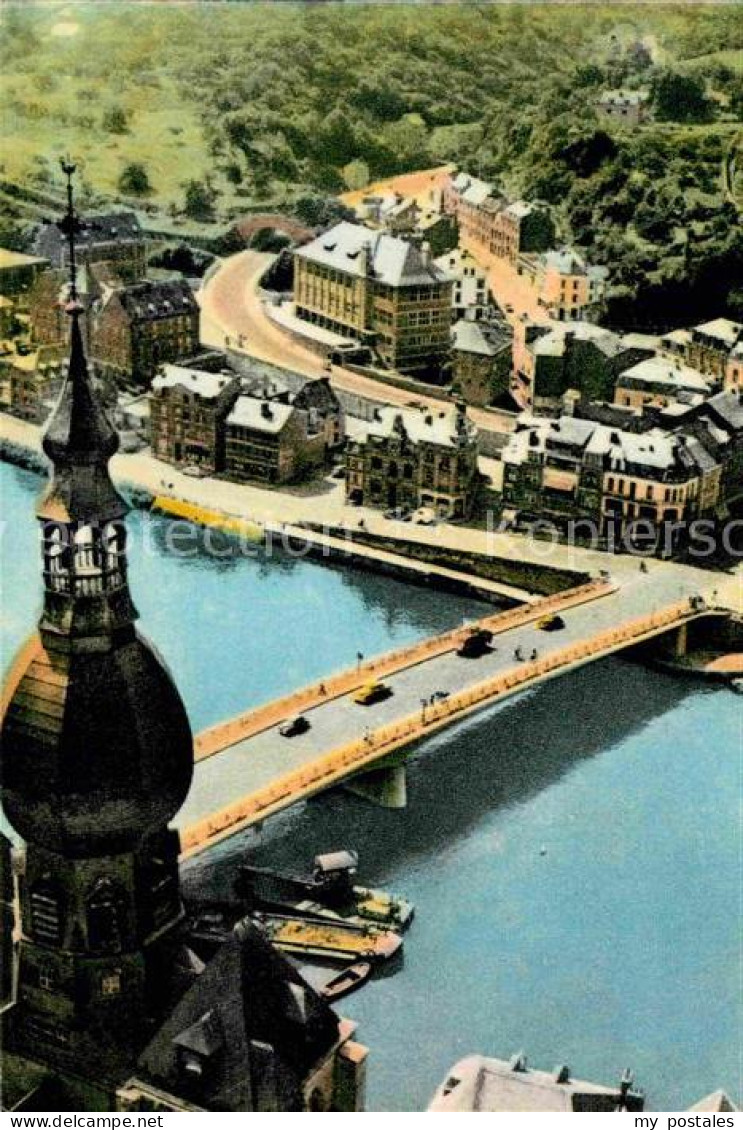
xmin=0 ymin=163 xmax=193 ymax=1084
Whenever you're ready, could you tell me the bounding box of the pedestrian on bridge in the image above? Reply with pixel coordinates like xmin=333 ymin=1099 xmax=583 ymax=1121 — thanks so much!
xmin=514 ymin=646 xmax=524 ymax=661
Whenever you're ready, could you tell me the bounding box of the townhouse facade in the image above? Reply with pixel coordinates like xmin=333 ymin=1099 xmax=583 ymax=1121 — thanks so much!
xmin=660 ymin=318 xmax=743 ymax=382
xmin=501 ymin=412 xmax=723 ymax=550
xmin=149 ymin=364 xmax=343 ymax=485
xmin=150 ymin=364 xmax=241 ymax=473
xmin=444 ymin=173 xmax=554 ymax=265
xmin=529 ymin=248 xmax=609 ymax=323
xmin=344 ymin=402 xmax=480 ymax=519
xmin=614 ymin=356 xmax=713 ymax=411
xmin=224 ymin=394 xmax=330 ymax=484
xmin=510 ymin=320 xmax=653 ymax=413
xmin=434 ymin=248 xmax=492 ymax=322
xmin=91 ymin=279 xmax=200 ymax=387
xmin=451 ymin=317 xmax=512 ymax=407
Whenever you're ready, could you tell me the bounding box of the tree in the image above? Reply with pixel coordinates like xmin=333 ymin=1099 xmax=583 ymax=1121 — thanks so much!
xmin=101 ymin=105 xmax=129 ymax=134
xmin=653 ymin=72 xmax=713 ymax=123
xmin=342 ymin=159 xmax=370 ymax=191
xmin=183 ymin=179 xmax=216 ymax=222
xmin=118 ymin=162 xmax=151 ymax=196
xmin=292 ymin=195 xmax=355 ymax=229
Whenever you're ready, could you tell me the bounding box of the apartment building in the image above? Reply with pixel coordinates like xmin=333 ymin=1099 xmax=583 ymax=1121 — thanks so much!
xmin=294 ymin=222 xmax=452 ymax=380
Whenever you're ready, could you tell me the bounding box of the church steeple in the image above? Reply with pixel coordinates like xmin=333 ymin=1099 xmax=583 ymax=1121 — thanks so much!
xmin=1 ymin=164 xmax=194 ymax=1082
xmin=36 ymin=160 xmax=134 ymax=641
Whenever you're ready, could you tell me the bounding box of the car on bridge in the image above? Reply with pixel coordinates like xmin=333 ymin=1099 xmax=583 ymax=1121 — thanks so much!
xmin=353 ymin=681 xmax=393 ymax=706
xmin=457 ymin=628 xmax=494 ymax=658
xmin=536 ymin=614 xmax=565 ymax=632
xmin=279 ymin=715 xmax=310 ymax=737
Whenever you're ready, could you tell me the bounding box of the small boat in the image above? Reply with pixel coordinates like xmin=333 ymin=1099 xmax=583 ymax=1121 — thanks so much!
xmin=251 ymin=911 xmax=403 ymax=964
xmin=321 ymin=961 xmax=372 ymax=1002
xmin=731 ymin=678 xmax=743 ymax=694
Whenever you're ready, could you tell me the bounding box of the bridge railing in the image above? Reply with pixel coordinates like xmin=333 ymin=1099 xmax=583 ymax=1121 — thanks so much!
xmin=194 ymin=577 xmax=616 ymax=761
xmin=181 ymin=595 xmax=706 ymax=856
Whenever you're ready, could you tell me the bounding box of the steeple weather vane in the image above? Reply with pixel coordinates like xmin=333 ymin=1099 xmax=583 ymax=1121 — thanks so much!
xmin=60 ymin=155 xmax=79 ymax=303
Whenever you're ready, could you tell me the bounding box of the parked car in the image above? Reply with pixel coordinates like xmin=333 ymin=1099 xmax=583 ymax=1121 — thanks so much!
xmin=279 ymin=715 xmax=310 ymax=737
xmin=456 ymin=628 xmax=493 ymax=658
xmin=352 ymin=681 xmax=392 ymax=706
xmin=182 ymin=464 xmax=207 ymax=478
xmin=537 ymin=614 xmax=565 ymax=632
xmin=383 ymin=507 xmax=412 ymax=521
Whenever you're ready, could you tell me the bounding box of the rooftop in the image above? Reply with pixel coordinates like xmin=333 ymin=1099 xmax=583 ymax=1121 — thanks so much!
xmin=0 ymin=248 xmax=49 ymax=271
xmin=617 ymin=357 xmax=712 ymax=393
xmin=531 ymin=321 xmax=626 ymax=359
xmin=504 ymin=200 xmax=538 ymax=220
xmin=117 ymin=278 xmax=197 ymax=320
xmin=429 ymin=1055 xmax=643 ymax=1113
xmin=599 ymin=88 xmax=649 ymax=105
xmin=295 ymin=222 xmax=449 ymax=288
xmin=693 ymin=317 xmax=743 ymax=348
xmin=504 ymin=412 xmax=717 ymax=477
xmin=33 ymin=211 xmax=143 ymax=261
xmin=152 ymin=363 xmax=237 ymax=400
xmin=227 ymin=394 xmax=294 ymax=434
xmin=363 ymin=403 xmax=476 ymax=449
xmin=452 ymin=318 xmax=510 ymax=357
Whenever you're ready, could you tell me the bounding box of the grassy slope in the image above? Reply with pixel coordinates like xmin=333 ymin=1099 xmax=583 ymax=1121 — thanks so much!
xmin=0 ymin=4 xmax=739 ymax=219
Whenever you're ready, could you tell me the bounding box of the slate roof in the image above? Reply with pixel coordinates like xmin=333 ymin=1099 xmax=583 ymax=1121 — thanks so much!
xmin=617 ymin=357 xmax=711 ymax=394
xmin=531 ymin=321 xmax=625 ymax=359
xmin=693 ymin=317 xmax=743 ymax=348
xmin=152 ymin=364 xmax=237 ymax=400
xmin=363 ymin=403 xmax=476 ymax=448
xmin=33 ymin=212 xmax=143 ymax=266
xmin=599 ymin=89 xmax=649 ymax=106
xmin=135 ymin=919 xmax=342 ymax=1112
xmin=227 ymin=395 xmax=295 ymax=434
xmin=295 ymin=222 xmax=449 ymax=288
xmin=117 ymin=279 xmax=197 ymax=321
xmin=429 ymin=1055 xmax=642 ymax=1113
xmin=452 ymin=319 xmax=510 ymax=357
xmin=504 ymin=412 xmax=719 ymax=478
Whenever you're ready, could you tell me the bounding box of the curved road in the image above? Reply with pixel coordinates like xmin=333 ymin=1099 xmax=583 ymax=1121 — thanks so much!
xmin=199 ymin=249 xmax=516 ymax=435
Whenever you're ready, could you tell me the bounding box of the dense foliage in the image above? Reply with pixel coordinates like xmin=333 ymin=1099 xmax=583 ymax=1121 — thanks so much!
xmin=1 ymin=3 xmax=741 ymax=328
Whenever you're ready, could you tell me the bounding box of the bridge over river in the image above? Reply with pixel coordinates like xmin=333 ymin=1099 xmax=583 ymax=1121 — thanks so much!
xmin=179 ymin=565 xmax=739 ymax=858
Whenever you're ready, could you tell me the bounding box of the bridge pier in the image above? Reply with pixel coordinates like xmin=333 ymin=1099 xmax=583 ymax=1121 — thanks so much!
xmin=673 ymin=623 xmax=688 ymax=658
xmin=344 ymin=763 xmax=407 ymax=809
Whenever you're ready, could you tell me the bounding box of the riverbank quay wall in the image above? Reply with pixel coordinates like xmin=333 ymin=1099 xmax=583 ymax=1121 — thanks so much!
xmin=181 ymin=600 xmax=731 ymax=858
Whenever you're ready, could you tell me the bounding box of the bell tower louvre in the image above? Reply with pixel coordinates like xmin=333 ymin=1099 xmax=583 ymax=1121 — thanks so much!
xmin=1 ymin=161 xmax=194 ymax=1087
xmin=1 ymin=165 xmax=367 ymax=1113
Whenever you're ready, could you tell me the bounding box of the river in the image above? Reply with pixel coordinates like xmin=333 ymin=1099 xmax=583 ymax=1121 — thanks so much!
xmin=2 ymin=462 xmax=740 ymax=1111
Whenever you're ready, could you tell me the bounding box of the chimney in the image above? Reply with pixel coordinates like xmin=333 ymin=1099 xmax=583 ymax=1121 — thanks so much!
xmin=420 ymin=241 xmax=431 ymax=267
xmin=261 ymin=401 xmax=272 ymax=420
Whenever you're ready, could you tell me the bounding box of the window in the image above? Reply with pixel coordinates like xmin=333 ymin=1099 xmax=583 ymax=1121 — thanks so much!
xmin=31 ymin=879 xmax=62 ymax=945
xmin=38 ymin=966 xmax=56 ymax=991
xmin=87 ymin=879 xmax=127 ymax=953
